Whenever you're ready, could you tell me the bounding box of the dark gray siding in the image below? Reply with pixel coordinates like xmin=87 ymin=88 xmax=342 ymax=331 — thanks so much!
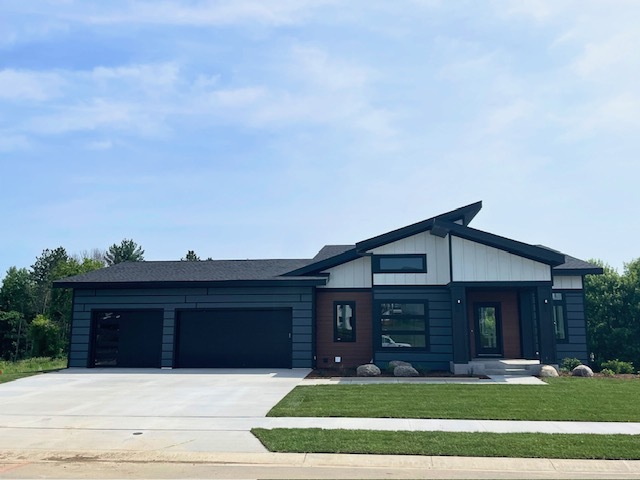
xmin=555 ymin=290 xmax=588 ymax=364
xmin=373 ymin=287 xmax=452 ymax=371
xmin=70 ymin=286 xmax=314 ymax=368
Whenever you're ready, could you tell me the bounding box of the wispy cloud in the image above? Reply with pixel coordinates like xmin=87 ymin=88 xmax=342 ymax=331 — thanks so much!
xmin=0 ymin=69 xmax=66 ymax=101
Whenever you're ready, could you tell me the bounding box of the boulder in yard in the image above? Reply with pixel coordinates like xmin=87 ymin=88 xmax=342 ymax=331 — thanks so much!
xmin=388 ymin=360 xmax=412 ymax=369
xmin=539 ymin=365 xmax=559 ymax=377
xmin=394 ymin=365 xmax=419 ymax=377
xmin=356 ymin=364 xmax=381 ymax=377
xmin=571 ymin=365 xmax=594 ymax=377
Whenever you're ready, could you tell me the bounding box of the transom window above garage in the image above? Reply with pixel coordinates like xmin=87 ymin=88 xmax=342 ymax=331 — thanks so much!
xmin=372 ymin=254 xmax=427 ymax=273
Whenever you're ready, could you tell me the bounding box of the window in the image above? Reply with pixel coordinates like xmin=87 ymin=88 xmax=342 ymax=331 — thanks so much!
xmin=553 ymin=293 xmax=568 ymax=342
xmin=372 ymin=254 xmax=427 ymax=273
xmin=378 ymin=301 xmax=428 ymax=349
xmin=334 ymin=302 xmax=356 ymax=342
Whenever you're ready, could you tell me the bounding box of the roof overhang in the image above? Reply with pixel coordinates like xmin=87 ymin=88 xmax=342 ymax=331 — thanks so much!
xmin=53 ymin=278 xmax=328 ymax=289
xmin=355 ymin=201 xmax=482 ymax=253
xmin=282 ymin=248 xmax=361 ymax=276
xmin=443 ymin=221 xmax=566 ymax=266
xmin=553 ymin=267 xmax=604 ymax=276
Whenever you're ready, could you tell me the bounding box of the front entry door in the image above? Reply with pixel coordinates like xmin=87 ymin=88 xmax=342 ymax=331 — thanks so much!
xmin=474 ymin=303 xmax=503 ymax=356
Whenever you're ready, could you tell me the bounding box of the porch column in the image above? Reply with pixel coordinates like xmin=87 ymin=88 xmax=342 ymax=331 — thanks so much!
xmin=450 ymin=286 xmax=470 ymax=363
xmin=535 ymin=285 xmax=557 ymax=365
xmin=518 ymin=291 xmax=537 ymax=360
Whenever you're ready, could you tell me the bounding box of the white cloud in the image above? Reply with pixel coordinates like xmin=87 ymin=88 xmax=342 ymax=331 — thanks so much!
xmin=0 ymin=132 xmax=30 ymax=152
xmin=27 ymin=98 xmax=165 ymax=135
xmin=59 ymin=0 xmax=334 ymax=27
xmin=85 ymin=139 xmax=114 ymax=150
xmin=0 ymin=69 xmax=65 ymax=101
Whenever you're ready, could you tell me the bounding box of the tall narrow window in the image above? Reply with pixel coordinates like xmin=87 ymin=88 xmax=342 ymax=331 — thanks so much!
xmin=553 ymin=293 xmax=568 ymax=342
xmin=334 ymin=302 xmax=356 ymax=342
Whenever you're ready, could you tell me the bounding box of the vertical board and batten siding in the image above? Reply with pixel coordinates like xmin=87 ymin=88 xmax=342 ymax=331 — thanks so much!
xmin=368 ymin=231 xmax=450 ymax=286
xmin=451 ymin=236 xmax=551 ymax=282
xmin=318 ymin=256 xmax=371 ymax=289
xmin=552 ymin=276 xmax=583 ymax=289
xmin=70 ymin=286 xmax=314 ymax=368
xmin=555 ymin=290 xmax=588 ymax=363
xmin=373 ymin=287 xmax=452 ymax=370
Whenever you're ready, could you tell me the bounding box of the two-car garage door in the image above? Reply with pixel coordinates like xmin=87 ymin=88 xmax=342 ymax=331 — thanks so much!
xmin=176 ymin=309 xmax=292 ymax=368
xmin=91 ymin=308 xmax=292 ymax=368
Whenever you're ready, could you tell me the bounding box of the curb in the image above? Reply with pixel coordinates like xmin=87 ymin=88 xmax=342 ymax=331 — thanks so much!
xmin=2 ymin=449 xmax=640 ymax=475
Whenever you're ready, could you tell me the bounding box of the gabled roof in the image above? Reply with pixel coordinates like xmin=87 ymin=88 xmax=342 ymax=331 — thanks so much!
xmin=355 ymin=201 xmax=483 ymax=252
xmin=286 ymin=202 xmax=485 ymax=276
xmin=53 ymin=259 xmax=326 ymax=288
xmin=440 ymin=221 xmax=566 ymax=266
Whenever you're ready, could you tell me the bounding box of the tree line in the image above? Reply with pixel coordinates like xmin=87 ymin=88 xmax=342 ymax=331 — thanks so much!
xmin=0 ymin=240 xmax=145 ymax=360
xmin=585 ymin=258 xmax=640 ymax=370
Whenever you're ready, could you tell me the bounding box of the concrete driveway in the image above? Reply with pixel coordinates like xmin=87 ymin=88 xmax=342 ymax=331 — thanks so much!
xmin=0 ymin=368 xmax=309 ymax=453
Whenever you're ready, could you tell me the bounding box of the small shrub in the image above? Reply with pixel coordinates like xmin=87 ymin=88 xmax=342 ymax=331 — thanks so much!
xmin=600 ymin=359 xmax=635 ymax=374
xmin=561 ymin=357 xmax=582 ymax=372
xmin=601 ymin=368 xmax=615 ymax=377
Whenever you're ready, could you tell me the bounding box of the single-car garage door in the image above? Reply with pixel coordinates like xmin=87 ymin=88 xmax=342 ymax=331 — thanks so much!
xmin=91 ymin=310 xmax=163 ymax=367
xmin=176 ymin=309 xmax=292 ymax=368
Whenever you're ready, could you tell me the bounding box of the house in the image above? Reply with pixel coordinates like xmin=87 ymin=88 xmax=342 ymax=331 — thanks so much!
xmin=54 ymin=201 xmax=602 ymax=373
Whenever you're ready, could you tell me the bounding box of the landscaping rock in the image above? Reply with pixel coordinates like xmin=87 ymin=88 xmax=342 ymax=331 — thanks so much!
xmin=539 ymin=365 xmax=559 ymax=377
xmin=356 ymin=364 xmax=381 ymax=377
xmin=394 ymin=365 xmax=419 ymax=377
xmin=571 ymin=365 xmax=594 ymax=377
xmin=388 ymin=360 xmax=412 ymax=369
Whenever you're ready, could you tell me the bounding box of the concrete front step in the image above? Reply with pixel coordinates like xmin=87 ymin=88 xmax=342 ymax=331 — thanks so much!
xmin=451 ymin=359 xmax=544 ymax=376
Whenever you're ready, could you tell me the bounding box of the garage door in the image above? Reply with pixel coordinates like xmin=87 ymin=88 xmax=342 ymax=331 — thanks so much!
xmin=176 ymin=309 xmax=292 ymax=368
xmin=91 ymin=310 xmax=163 ymax=368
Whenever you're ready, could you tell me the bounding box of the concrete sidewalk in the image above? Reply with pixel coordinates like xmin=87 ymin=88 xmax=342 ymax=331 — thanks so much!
xmin=259 ymin=416 xmax=640 ymax=434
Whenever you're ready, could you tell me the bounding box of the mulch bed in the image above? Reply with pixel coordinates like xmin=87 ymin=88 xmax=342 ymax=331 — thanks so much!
xmin=305 ymin=368 xmax=486 ymax=379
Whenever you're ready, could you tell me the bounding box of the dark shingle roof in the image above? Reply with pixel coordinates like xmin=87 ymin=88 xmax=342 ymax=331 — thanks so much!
xmin=53 ymin=259 xmax=326 ymax=287
xmin=312 ymin=245 xmax=355 ymax=262
xmin=553 ymin=254 xmax=603 ymax=275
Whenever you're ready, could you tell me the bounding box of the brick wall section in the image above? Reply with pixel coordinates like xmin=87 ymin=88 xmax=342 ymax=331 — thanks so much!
xmin=316 ymin=290 xmax=373 ymax=368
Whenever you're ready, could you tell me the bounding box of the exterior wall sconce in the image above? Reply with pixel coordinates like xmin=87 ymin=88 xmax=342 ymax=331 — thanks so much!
xmin=457 ymin=299 xmax=462 ymax=304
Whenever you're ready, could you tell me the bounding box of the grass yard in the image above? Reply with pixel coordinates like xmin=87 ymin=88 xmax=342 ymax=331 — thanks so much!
xmin=252 ymin=428 xmax=640 ymax=459
xmin=268 ymin=378 xmax=640 ymax=422
xmin=0 ymin=357 xmax=67 ymax=384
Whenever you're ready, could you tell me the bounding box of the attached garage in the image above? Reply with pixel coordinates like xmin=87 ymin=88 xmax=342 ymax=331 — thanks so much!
xmin=91 ymin=310 xmax=163 ymax=367
xmin=175 ymin=309 xmax=292 ymax=368
xmin=55 ymin=260 xmax=322 ymax=369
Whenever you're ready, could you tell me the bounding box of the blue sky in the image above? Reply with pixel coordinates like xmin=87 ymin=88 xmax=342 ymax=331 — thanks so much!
xmin=1 ymin=0 xmax=638 ymax=279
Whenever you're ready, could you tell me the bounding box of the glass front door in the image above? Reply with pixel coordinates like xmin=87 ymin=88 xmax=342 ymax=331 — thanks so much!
xmin=474 ymin=303 xmax=503 ymax=356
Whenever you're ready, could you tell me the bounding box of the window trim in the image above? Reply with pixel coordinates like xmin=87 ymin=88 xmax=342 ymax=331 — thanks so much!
xmin=372 ymin=254 xmax=427 ymax=273
xmin=552 ymin=292 xmax=569 ymax=343
xmin=333 ymin=301 xmax=356 ymax=342
xmin=375 ymin=300 xmax=430 ymax=350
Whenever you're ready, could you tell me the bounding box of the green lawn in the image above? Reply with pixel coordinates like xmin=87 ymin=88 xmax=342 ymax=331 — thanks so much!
xmin=252 ymin=428 xmax=640 ymax=459
xmin=268 ymin=378 xmax=640 ymax=422
xmin=0 ymin=357 xmax=67 ymax=384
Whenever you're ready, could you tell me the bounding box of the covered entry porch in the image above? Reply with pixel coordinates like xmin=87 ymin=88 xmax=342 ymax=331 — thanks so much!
xmin=449 ymin=283 xmax=557 ymax=375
